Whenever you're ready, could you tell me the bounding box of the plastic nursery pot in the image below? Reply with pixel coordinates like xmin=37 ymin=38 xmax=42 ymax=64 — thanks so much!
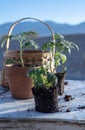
xmin=55 ymin=72 xmax=65 ymax=95
xmin=32 ymin=86 xmax=58 ymax=113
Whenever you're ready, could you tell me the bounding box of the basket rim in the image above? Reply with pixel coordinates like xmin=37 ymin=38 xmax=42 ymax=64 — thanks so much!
xmin=4 ymin=50 xmax=49 ymax=53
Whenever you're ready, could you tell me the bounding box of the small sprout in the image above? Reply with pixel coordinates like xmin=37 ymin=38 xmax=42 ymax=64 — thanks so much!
xmin=1 ymin=31 xmax=40 ymax=67
xmin=27 ymin=66 xmax=58 ymax=88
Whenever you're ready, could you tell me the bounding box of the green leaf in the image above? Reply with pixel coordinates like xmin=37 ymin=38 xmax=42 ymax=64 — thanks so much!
xmin=42 ymin=41 xmax=55 ymax=51
xmin=27 ymin=66 xmax=57 ymax=88
xmin=60 ymin=54 xmax=67 ymax=64
xmin=55 ymin=52 xmax=67 ymax=66
xmin=22 ymin=39 xmax=39 ymax=50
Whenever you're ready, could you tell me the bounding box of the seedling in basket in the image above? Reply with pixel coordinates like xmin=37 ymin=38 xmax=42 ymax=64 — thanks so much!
xmin=1 ymin=31 xmax=39 ymax=67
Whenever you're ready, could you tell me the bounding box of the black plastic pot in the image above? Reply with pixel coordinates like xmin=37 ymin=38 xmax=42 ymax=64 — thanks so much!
xmin=32 ymin=86 xmax=58 ymax=113
xmin=55 ymin=72 xmax=65 ymax=95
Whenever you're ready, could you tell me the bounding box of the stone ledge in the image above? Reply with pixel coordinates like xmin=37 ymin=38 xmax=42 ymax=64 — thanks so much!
xmin=0 ymin=118 xmax=85 ymax=130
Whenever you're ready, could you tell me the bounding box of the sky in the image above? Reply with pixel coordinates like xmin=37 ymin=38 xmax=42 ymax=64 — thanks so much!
xmin=0 ymin=0 xmax=85 ymax=25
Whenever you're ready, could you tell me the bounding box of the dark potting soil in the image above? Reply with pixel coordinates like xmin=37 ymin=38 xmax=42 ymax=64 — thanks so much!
xmin=64 ymin=81 xmax=68 ymax=85
xmin=32 ymin=86 xmax=58 ymax=113
xmin=55 ymin=72 xmax=65 ymax=95
xmin=64 ymin=95 xmax=73 ymax=101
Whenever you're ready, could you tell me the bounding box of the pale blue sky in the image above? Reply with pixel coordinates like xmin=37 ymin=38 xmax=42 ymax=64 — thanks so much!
xmin=0 ymin=0 xmax=85 ymax=25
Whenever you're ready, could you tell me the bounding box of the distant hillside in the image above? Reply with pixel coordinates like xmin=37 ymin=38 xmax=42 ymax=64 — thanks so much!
xmin=0 ymin=34 xmax=85 ymax=80
xmin=0 ymin=21 xmax=85 ymax=36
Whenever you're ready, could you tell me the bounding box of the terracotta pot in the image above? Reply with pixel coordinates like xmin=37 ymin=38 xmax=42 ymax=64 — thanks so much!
xmin=5 ymin=65 xmax=33 ymax=99
xmin=32 ymin=86 xmax=58 ymax=113
xmin=55 ymin=72 xmax=65 ymax=95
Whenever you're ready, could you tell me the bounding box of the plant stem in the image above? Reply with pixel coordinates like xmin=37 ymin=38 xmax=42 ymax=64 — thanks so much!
xmin=20 ymin=41 xmax=24 ymax=67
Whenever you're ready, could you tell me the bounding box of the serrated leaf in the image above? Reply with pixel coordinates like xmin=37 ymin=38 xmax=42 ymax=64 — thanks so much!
xmin=22 ymin=39 xmax=39 ymax=50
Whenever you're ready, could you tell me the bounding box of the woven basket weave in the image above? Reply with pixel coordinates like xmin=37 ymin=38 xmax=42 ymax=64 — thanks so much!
xmin=3 ymin=50 xmax=51 ymax=66
xmin=1 ymin=17 xmax=55 ymax=87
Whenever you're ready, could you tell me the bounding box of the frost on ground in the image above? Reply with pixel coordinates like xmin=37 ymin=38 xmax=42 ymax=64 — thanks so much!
xmin=0 ymin=80 xmax=85 ymax=121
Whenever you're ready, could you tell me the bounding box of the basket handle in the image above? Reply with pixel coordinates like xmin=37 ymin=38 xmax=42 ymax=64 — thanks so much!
xmin=6 ymin=17 xmax=55 ymax=51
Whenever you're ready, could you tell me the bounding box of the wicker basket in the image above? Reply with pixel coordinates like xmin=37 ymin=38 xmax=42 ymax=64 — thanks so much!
xmin=1 ymin=17 xmax=55 ymax=87
xmin=0 ymin=67 xmax=9 ymax=87
xmin=3 ymin=50 xmax=51 ymax=66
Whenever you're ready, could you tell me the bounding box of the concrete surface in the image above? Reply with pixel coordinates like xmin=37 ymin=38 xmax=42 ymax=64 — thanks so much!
xmin=0 ymin=80 xmax=85 ymax=129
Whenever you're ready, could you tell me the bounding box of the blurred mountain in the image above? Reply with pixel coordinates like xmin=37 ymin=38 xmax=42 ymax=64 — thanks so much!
xmin=0 ymin=21 xmax=85 ymax=36
xmin=0 ymin=33 xmax=85 ymax=80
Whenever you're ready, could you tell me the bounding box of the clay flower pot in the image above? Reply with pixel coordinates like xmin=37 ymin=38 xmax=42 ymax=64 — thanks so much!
xmin=6 ymin=65 xmax=33 ymax=99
